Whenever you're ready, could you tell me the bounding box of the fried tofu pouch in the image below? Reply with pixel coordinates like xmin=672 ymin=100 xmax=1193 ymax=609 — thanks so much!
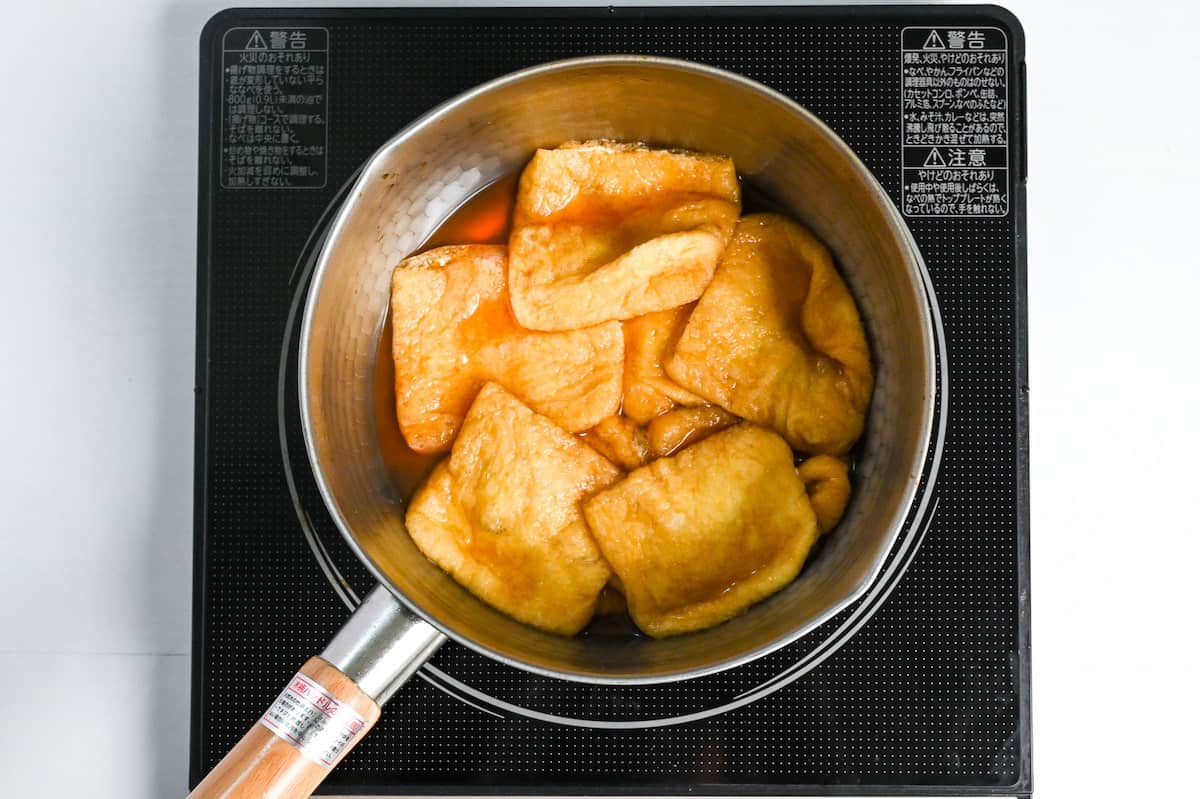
xmin=582 ymin=404 xmax=738 ymax=472
xmin=391 ymin=245 xmax=622 ymax=454
xmin=796 ymin=455 xmax=852 ymax=534
xmin=644 ymin=404 xmax=738 ymax=459
xmin=621 ymin=306 xmax=708 ymax=424
xmin=405 ymin=383 xmax=622 ymax=635
xmin=583 ymin=424 xmax=821 ymax=638
xmin=508 ymin=141 xmax=741 ymax=331
xmin=666 ymin=214 xmax=873 ymax=455
xmin=582 ymin=415 xmax=650 ymax=472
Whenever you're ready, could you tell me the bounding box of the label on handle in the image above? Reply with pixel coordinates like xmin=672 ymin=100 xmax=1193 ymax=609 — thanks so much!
xmin=259 ymin=672 xmax=368 ymax=767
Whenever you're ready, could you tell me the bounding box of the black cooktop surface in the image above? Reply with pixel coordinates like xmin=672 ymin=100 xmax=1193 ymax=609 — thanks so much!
xmin=193 ymin=6 xmax=1029 ymax=796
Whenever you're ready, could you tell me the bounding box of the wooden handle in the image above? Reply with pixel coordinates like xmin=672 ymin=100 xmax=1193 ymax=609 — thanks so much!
xmin=188 ymin=656 xmax=381 ymax=799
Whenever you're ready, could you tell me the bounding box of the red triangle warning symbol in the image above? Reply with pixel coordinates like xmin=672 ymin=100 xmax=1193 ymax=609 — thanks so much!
xmin=923 ymin=30 xmax=946 ymax=50
xmin=923 ymin=148 xmax=947 ymax=167
xmin=246 ymin=30 xmax=268 ymax=50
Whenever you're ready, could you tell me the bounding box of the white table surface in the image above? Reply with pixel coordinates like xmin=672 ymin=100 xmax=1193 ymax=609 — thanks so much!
xmin=1 ymin=0 xmax=1196 ymax=796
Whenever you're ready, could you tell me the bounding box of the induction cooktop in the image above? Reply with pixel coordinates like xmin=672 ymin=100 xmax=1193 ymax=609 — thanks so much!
xmin=193 ymin=6 xmax=1030 ymax=796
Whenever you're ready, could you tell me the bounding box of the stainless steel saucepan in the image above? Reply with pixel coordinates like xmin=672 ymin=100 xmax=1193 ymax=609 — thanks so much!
xmin=189 ymin=56 xmax=937 ymax=798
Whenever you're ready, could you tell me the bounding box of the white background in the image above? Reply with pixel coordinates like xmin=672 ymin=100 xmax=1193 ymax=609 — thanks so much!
xmin=0 ymin=0 xmax=1195 ymax=796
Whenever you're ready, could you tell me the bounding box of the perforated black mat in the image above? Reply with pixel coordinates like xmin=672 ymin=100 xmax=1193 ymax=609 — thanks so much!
xmin=193 ymin=6 xmax=1029 ymax=796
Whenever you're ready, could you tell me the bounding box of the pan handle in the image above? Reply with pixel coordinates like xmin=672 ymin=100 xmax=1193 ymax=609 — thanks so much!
xmin=187 ymin=585 xmax=445 ymax=799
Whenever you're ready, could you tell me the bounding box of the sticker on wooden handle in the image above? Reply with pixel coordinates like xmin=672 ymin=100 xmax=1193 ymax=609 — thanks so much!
xmin=259 ymin=672 xmax=368 ymax=767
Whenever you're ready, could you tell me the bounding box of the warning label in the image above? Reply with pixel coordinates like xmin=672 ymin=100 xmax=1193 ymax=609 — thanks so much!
xmin=220 ymin=28 xmax=329 ymax=189
xmin=901 ymin=27 xmax=1008 ymax=217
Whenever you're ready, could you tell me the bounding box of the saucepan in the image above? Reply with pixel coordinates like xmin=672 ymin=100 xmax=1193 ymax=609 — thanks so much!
xmin=189 ymin=56 xmax=937 ymax=798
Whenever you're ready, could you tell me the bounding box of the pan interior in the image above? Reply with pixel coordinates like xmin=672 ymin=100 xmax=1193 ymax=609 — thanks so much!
xmin=301 ymin=58 xmax=935 ymax=683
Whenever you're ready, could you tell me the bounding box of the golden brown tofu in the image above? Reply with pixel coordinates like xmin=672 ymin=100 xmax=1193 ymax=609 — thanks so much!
xmin=582 ymin=415 xmax=650 ymax=471
xmin=508 ymin=141 xmax=741 ymax=331
xmin=406 ymin=383 xmax=621 ymax=635
xmin=621 ymin=306 xmax=707 ymax=424
xmin=390 ymin=245 xmax=622 ymax=454
xmin=666 ymin=214 xmax=873 ymax=455
xmin=645 ymin=405 xmax=739 ymax=459
xmin=583 ymin=424 xmax=820 ymax=638
xmin=796 ymin=455 xmax=852 ymax=535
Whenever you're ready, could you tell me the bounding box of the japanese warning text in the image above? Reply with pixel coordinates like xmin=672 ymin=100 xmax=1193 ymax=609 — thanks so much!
xmin=901 ymin=27 xmax=1009 ymax=217
xmin=221 ymin=28 xmax=329 ymax=189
